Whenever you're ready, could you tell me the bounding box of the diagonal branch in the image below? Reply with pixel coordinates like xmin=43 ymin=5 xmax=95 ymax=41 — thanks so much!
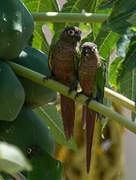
xmin=8 ymin=61 xmax=136 ymax=134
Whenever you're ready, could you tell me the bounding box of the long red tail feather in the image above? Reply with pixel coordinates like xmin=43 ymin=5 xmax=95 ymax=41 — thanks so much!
xmin=86 ymin=107 xmax=96 ymax=173
xmin=60 ymin=94 xmax=75 ymax=140
xmin=82 ymin=105 xmax=87 ymax=129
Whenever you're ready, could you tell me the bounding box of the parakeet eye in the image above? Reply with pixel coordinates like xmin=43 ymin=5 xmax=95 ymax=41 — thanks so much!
xmin=92 ymin=46 xmax=97 ymax=52
xmin=68 ymin=29 xmax=75 ymax=36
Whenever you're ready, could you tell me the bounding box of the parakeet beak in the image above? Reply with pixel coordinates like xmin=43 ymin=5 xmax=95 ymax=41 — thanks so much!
xmin=84 ymin=48 xmax=90 ymax=56
xmin=76 ymin=34 xmax=81 ymax=41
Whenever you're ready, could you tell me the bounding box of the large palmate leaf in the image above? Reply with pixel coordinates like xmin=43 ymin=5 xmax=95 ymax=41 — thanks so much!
xmin=22 ymin=0 xmax=56 ymax=11
xmin=104 ymin=0 xmax=136 ymax=34
xmin=116 ymin=28 xmax=135 ymax=57
xmin=80 ymin=0 xmax=102 ymax=44
xmin=117 ymin=39 xmax=136 ymax=103
xmin=108 ymin=57 xmax=123 ymax=88
xmin=33 ymin=105 xmax=77 ymax=151
xmin=52 ymin=0 xmax=101 ymax=45
xmin=98 ymin=0 xmax=114 ymax=9
xmin=117 ymin=40 xmax=136 ymax=121
xmin=95 ymin=23 xmax=119 ymax=59
xmin=57 ymin=0 xmax=96 ymax=24
xmin=62 ymin=0 xmax=94 ymax=12
xmin=81 ymin=0 xmax=118 ymax=59
xmin=22 ymin=0 xmax=60 ymax=53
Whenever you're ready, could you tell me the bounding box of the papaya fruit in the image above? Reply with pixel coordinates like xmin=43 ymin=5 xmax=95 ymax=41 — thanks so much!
xmin=0 ymin=106 xmax=55 ymax=156
xmin=0 ymin=61 xmax=25 ymax=121
xmin=0 ymin=0 xmax=34 ymax=60
xmin=13 ymin=46 xmax=57 ymax=108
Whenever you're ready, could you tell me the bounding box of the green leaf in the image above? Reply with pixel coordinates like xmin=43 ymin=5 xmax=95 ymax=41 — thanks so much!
xmin=33 ymin=24 xmax=49 ymax=54
xmin=52 ymin=0 xmax=60 ymax=11
xmin=62 ymin=0 xmax=96 ymax=12
xmin=0 ymin=142 xmax=31 ymax=174
xmin=98 ymin=0 xmax=114 ymax=9
xmin=52 ymin=0 xmax=98 ymax=41
xmin=81 ymin=0 xmax=114 ymax=45
xmin=105 ymin=0 xmax=136 ymax=34
xmin=33 ymin=105 xmax=78 ymax=151
xmin=95 ymin=23 xmax=119 ymax=59
xmin=116 ymin=28 xmax=135 ymax=57
xmin=118 ymin=51 xmax=136 ymax=122
xmin=80 ymin=1 xmax=117 ymax=59
xmin=117 ymin=39 xmax=136 ymax=103
xmin=0 ymin=174 xmax=4 ymax=180
xmin=28 ymin=150 xmax=62 ymax=180
xmin=80 ymin=0 xmax=102 ymax=44
xmin=22 ymin=0 xmax=59 ymax=53
xmin=22 ymin=0 xmax=53 ymax=11
xmin=109 ymin=57 xmax=122 ymax=88
xmin=127 ymin=12 xmax=136 ymax=26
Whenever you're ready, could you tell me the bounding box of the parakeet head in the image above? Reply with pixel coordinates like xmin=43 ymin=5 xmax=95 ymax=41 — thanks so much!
xmin=60 ymin=26 xmax=82 ymax=43
xmin=82 ymin=42 xmax=98 ymax=57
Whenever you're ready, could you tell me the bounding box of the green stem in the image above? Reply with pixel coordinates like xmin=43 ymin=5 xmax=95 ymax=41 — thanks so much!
xmin=8 ymin=61 xmax=136 ymax=134
xmin=32 ymin=12 xmax=109 ymax=23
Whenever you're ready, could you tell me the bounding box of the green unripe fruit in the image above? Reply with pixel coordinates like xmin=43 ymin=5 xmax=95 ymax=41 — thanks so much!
xmin=0 ymin=106 xmax=55 ymax=156
xmin=13 ymin=46 xmax=57 ymax=108
xmin=0 ymin=0 xmax=34 ymax=60
xmin=0 ymin=61 xmax=25 ymax=121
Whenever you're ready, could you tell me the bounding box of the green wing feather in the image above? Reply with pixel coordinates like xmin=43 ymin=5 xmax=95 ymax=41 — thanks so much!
xmin=96 ymin=60 xmax=106 ymax=103
xmin=48 ymin=45 xmax=54 ymax=73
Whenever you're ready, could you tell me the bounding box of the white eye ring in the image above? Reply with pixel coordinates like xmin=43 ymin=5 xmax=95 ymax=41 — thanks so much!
xmin=68 ymin=29 xmax=75 ymax=36
xmin=92 ymin=46 xmax=97 ymax=52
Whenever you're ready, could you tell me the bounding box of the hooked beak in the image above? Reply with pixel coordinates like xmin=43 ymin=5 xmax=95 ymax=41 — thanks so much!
xmin=75 ymin=34 xmax=81 ymax=41
xmin=83 ymin=48 xmax=90 ymax=56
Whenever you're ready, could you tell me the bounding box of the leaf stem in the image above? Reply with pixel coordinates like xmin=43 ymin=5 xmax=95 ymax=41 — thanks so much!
xmin=32 ymin=12 xmax=109 ymax=23
xmin=8 ymin=61 xmax=136 ymax=134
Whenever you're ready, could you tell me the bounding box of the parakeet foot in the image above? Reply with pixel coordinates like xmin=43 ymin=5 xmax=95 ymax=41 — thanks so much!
xmin=96 ymin=113 xmax=105 ymax=120
xmin=74 ymin=91 xmax=83 ymax=99
xmin=85 ymin=96 xmax=96 ymax=107
xmin=68 ymin=80 xmax=78 ymax=94
xmin=43 ymin=74 xmax=57 ymax=81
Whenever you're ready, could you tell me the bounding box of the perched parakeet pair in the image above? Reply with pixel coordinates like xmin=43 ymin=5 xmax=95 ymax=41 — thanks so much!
xmin=48 ymin=26 xmax=105 ymax=173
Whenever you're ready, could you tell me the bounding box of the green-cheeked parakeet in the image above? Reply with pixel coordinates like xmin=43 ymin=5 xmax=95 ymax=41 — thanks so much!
xmin=48 ymin=26 xmax=82 ymax=140
xmin=79 ymin=42 xmax=105 ymax=173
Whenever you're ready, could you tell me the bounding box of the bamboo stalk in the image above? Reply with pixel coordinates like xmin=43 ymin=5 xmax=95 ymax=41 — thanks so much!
xmin=32 ymin=12 xmax=109 ymax=23
xmin=8 ymin=61 xmax=136 ymax=134
xmin=104 ymin=87 xmax=136 ymax=113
